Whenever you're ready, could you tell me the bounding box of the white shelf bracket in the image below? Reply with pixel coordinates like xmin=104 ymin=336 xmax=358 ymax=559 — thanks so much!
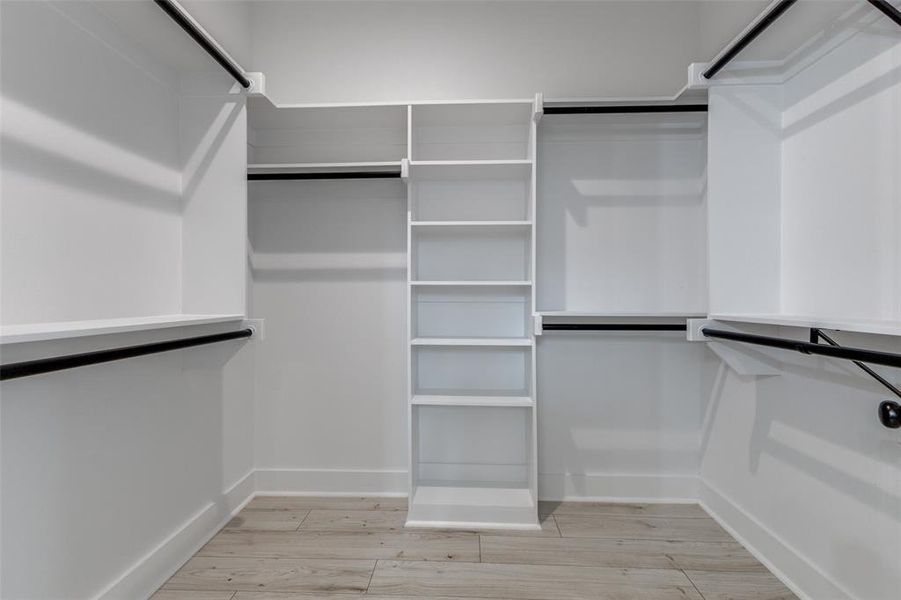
xmin=400 ymin=158 xmax=410 ymax=182
xmin=245 ymin=72 xmax=266 ymax=96
xmin=243 ymin=318 xmax=265 ymax=341
xmin=532 ymin=93 xmax=544 ymax=123
xmin=533 ymin=313 xmax=543 ymax=336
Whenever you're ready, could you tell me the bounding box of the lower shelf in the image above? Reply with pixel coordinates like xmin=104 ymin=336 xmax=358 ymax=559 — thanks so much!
xmin=406 ymin=484 xmax=538 ymax=530
xmin=412 ymin=394 xmax=533 ymax=407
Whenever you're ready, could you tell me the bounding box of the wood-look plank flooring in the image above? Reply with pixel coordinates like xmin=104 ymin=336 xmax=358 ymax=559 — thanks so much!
xmin=155 ymin=496 xmax=797 ymax=600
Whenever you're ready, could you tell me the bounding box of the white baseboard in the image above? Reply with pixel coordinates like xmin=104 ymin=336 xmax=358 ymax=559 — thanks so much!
xmin=255 ymin=468 xmax=407 ymax=496
xmin=538 ymin=472 xmax=699 ymax=502
xmin=94 ymin=470 xmax=850 ymax=600
xmin=699 ymin=478 xmax=852 ymax=600
xmin=94 ymin=470 xmax=256 ymax=600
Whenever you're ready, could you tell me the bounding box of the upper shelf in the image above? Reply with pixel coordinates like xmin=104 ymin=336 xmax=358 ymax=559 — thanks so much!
xmin=90 ymin=0 xmax=247 ymax=88
xmin=708 ymin=314 xmax=901 ymax=338
xmin=702 ymin=0 xmax=891 ymax=81
xmin=0 ymin=314 xmax=245 ymax=345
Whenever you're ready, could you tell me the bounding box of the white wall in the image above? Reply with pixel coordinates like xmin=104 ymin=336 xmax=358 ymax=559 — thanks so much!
xmin=700 ymin=330 xmax=901 ymax=600
xmin=0 ymin=327 xmax=256 ymax=600
xmin=539 ymin=335 xmax=718 ymax=500
xmin=779 ymin=27 xmax=901 ymax=322
xmin=249 ymin=0 xmax=737 ymax=104
xmin=0 ymin=0 xmax=183 ymax=324
xmin=1 ymin=2 xmax=256 ymax=598
xmin=249 ymin=180 xmax=408 ymax=493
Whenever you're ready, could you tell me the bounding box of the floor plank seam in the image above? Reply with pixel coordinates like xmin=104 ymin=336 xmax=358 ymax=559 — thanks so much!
xmin=682 ymin=568 xmax=708 ymax=600
xmin=365 ymin=559 xmax=379 ymax=594
xmin=294 ymin=508 xmax=312 ymax=531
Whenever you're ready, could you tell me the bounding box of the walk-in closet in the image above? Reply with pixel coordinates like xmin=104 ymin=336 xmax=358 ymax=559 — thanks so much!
xmin=1 ymin=1 xmax=899 ymax=599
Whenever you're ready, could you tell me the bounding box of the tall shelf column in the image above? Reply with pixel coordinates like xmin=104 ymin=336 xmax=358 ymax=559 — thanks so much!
xmin=405 ymin=98 xmax=542 ymax=530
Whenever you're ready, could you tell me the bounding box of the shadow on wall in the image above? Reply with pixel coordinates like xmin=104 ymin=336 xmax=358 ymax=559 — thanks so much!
xmin=702 ymin=339 xmax=901 ymax=513
xmin=0 ymin=328 xmax=250 ymax=599
xmin=537 ymin=334 xmax=718 ymax=498
xmin=248 ymin=179 xmax=408 ymax=282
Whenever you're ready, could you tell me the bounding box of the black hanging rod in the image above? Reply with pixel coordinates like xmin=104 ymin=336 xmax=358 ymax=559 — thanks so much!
xmin=248 ymin=171 xmax=402 ymax=181
xmin=544 ymin=105 xmax=707 ymax=115
xmin=701 ymin=327 xmax=901 ymax=369
xmin=0 ymin=328 xmax=253 ymax=381
xmin=703 ymin=0 xmax=799 ymax=79
xmin=154 ymin=0 xmax=252 ymax=89
xmin=869 ymin=0 xmax=901 ymax=27
xmin=544 ymin=323 xmax=687 ymax=332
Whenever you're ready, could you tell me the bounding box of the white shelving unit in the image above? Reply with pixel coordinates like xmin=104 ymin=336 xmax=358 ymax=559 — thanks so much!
xmin=406 ymin=98 xmax=542 ymax=530
xmin=705 ymin=1 xmax=901 ymax=338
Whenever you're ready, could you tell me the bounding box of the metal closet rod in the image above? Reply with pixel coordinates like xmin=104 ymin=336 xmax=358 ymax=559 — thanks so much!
xmin=543 ymin=105 xmax=707 ymax=115
xmin=869 ymin=0 xmax=901 ymax=27
xmin=701 ymin=327 xmax=901 ymax=370
xmin=0 ymin=328 xmax=253 ymax=381
xmin=543 ymin=323 xmax=687 ymax=332
xmin=248 ymin=172 xmax=402 ymax=181
xmin=154 ymin=0 xmax=251 ymax=89
xmin=703 ymin=0 xmax=799 ymax=79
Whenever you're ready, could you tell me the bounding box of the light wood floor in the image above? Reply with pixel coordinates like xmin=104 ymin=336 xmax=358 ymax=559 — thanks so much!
xmin=153 ymin=496 xmax=797 ymax=600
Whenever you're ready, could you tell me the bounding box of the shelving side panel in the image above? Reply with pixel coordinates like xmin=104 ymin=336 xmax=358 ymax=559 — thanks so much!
xmin=707 ymin=86 xmax=783 ymax=316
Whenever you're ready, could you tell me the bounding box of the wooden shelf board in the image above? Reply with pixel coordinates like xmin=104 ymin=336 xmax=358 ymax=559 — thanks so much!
xmin=1 ymin=314 xmax=245 ymax=345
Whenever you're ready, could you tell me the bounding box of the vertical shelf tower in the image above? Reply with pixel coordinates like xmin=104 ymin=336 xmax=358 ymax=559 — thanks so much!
xmin=405 ymin=97 xmax=542 ymax=530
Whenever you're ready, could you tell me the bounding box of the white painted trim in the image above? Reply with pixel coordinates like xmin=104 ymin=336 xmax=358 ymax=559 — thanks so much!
xmin=699 ymin=478 xmax=852 ymax=600
xmin=255 ymin=468 xmax=408 ymax=496
xmin=405 ymin=520 xmax=542 ymax=531
xmin=538 ymin=473 xmax=699 ymax=502
xmin=94 ymin=469 xmax=256 ymax=600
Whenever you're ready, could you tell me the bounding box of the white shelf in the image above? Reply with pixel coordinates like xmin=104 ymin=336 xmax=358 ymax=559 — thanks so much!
xmin=539 ymin=311 xmax=706 ymax=318
xmin=409 ymin=160 xmax=533 ymax=181
xmin=247 ymin=161 xmax=402 ymax=174
xmin=411 ymin=281 xmax=532 ymax=287
xmin=708 ymin=314 xmax=901 ymax=338
xmin=411 ymin=221 xmax=532 ymax=228
xmin=0 ymin=314 xmax=246 ymax=345
xmin=407 ymin=484 xmax=538 ymax=530
xmin=412 ymin=337 xmax=533 ymax=347
xmin=413 ymin=395 xmax=533 ymax=408
xmin=252 ymin=252 xmax=406 ymax=271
